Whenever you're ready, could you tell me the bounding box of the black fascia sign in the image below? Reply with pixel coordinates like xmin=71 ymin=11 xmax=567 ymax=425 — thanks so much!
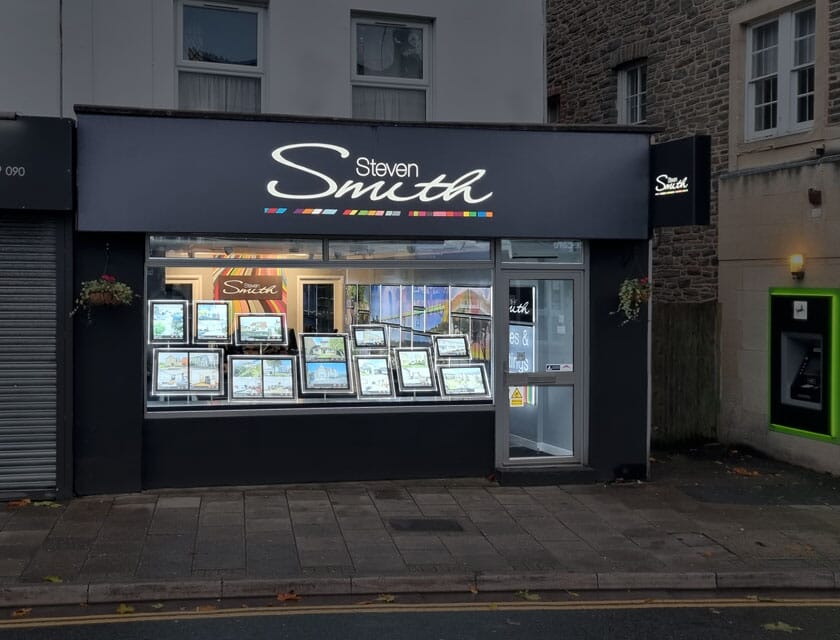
xmin=0 ymin=116 xmax=74 ymax=211
xmin=649 ymin=134 xmax=710 ymax=228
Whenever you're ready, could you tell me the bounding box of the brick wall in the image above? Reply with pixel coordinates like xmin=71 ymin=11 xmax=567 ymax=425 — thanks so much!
xmin=547 ymin=0 xmax=748 ymax=302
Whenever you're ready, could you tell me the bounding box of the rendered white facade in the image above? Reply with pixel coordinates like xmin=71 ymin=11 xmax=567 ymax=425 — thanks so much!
xmin=0 ymin=0 xmax=545 ymax=123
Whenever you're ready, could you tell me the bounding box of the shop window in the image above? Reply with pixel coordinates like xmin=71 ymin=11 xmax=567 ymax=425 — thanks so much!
xmin=351 ymin=16 xmax=430 ymax=121
xmin=617 ymin=63 xmax=647 ymax=125
xmin=145 ymin=237 xmax=493 ymax=411
xmin=501 ymin=239 xmax=583 ymax=264
xmin=177 ymin=1 xmax=263 ymax=113
xmin=746 ymin=5 xmax=814 ymax=140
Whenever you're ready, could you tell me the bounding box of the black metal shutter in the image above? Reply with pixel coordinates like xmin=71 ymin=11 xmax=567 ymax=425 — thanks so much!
xmin=0 ymin=215 xmax=57 ymax=495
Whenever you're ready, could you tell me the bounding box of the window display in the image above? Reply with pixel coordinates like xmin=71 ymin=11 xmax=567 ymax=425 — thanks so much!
xmin=145 ymin=236 xmax=494 ymax=410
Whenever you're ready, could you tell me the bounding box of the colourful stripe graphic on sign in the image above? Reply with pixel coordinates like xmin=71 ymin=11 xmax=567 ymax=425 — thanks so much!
xmin=267 ymin=207 xmax=493 ymax=219
xmin=408 ymin=211 xmax=493 ymax=218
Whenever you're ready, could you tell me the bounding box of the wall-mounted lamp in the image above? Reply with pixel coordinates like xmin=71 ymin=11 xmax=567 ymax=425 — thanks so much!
xmin=789 ymin=254 xmax=805 ymax=280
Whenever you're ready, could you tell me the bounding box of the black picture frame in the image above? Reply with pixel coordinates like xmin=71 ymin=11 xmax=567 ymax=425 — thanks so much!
xmin=152 ymin=348 xmax=224 ymax=396
xmin=437 ymin=363 xmax=491 ymax=399
xmin=394 ymin=347 xmax=437 ymax=393
xmin=299 ymin=333 xmax=354 ymax=394
xmin=354 ymin=355 xmax=394 ymax=398
xmin=235 ymin=313 xmax=288 ymax=346
xmin=228 ymin=355 xmax=297 ymax=401
xmin=351 ymin=324 xmax=388 ymax=349
xmin=432 ymin=334 xmax=471 ymax=360
xmin=193 ymin=300 xmax=231 ymax=344
xmin=148 ymin=299 xmax=189 ymax=344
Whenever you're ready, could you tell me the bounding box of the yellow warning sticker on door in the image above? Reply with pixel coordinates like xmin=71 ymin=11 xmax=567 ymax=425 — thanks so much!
xmin=509 ymin=387 xmax=524 ymax=407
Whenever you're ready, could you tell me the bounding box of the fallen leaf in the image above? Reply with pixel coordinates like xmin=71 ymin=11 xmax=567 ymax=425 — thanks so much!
xmin=731 ymin=466 xmax=760 ymax=477
xmin=702 ymin=550 xmax=715 ymax=558
xmin=762 ymin=621 xmax=802 ymax=633
xmin=376 ymin=594 xmax=396 ymax=603
xmin=276 ymin=590 xmax=301 ymax=602
xmin=468 ymin=584 xmax=479 ymax=594
xmin=709 ymin=608 xmax=721 ymax=615
xmin=565 ymin=590 xmax=579 ymax=598
xmin=505 ymin=618 xmax=521 ymax=626
xmin=150 ymin=603 xmax=164 ymax=610
xmin=6 ymin=498 xmax=31 ymax=510
xmin=115 ymin=603 xmax=135 ymax=615
xmin=488 ymin=603 xmax=498 ymax=610
xmin=11 ymin=608 xmax=31 ymax=618
xmin=43 ymin=575 xmax=62 ymax=583
xmin=31 ymin=501 xmax=61 ymax=509
xmin=514 ymin=590 xmax=541 ymax=601
xmin=195 ymin=605 xmax=217 ymax=612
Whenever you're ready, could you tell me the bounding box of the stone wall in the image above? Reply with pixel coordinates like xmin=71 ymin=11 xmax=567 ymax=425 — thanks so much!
xmin=547 ymin=0 xmax=748 ymax=302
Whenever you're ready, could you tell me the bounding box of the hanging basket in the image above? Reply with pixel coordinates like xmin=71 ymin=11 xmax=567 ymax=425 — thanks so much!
xmin=86 ymin=291 xmax=119 ymax=306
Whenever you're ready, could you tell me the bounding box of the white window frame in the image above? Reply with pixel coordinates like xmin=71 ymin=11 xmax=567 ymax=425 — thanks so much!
xmin=176 ymin=0 xmax=265 ymax=111
xmin=616 ymin=63 xmax=647 ymax=125
xmin=351 ymin=16 xmax=431 ymax=120
xmin=745 ymin=4 xmax=815 ymax=141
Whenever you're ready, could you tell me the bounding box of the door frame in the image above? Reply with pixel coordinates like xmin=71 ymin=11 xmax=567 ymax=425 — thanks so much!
xmin=494 ymin=268 xmax=587 ymax=468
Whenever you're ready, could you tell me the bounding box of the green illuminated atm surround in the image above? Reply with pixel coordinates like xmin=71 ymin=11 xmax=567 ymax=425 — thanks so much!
xmin=768 ymin=288 xmax=840 ymax=443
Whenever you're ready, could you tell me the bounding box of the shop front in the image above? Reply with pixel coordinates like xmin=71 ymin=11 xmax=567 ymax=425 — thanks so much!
xmin=73 ymin=106 xmax=650 ymax=494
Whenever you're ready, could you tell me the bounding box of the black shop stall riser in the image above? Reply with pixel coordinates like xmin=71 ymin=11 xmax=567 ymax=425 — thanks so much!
xmin=72 ymin=106 xmax=652 ymax=494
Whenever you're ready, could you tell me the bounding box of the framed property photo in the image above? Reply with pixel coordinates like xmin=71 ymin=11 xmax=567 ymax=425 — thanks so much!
xmin=437 ymin=363 xmax=491 ymax=399
xmin=351 ymin=324 xmax=388 ymax=350
xmin=194 ymin=301 xmax=231 ymax=344
xmin=299 ymin=333 xmax=353 ymax=394
xmin=433 ymin=334 xmax=470 ymax=360
xmin=300 ymin=333 xmax=349 ymax=362
xmin=229 ymin=355 xmax=296 ymax=400
xmin=302 ymin=360 xmax=352 ymax=394
xmin=354 ymin=355 xmax=394 ymax=398
xmin=148 ymin=300 xmax=188 ymax=344
xmin=235 ymin=313 xmax=287 ymax=346
xmin=152 ymin=348 xmax=224 ymax=396
xmin=394 ymin=348 xmax=437 ymax=393
xmin=188 ymin=349 xmax=223 ymax=394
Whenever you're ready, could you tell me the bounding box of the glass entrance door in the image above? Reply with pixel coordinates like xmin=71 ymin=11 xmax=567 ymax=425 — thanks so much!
xmin=497 ymin=273 xmax=583 ymax=464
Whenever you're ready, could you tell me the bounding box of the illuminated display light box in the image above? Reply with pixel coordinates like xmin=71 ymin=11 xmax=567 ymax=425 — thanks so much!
xmin=229 ymin=355 xmax=296 ymax=401
xmin=438 ymin=363 xmax=490 ymax=399
xmin=394 ymin=348 xmax=437 ymax=394
xmin=354 ymin=355 xmax=394 ymax=398
xmin=148 ymin=300 xmax=189 ymax=344
xmin=194 ymin=301 xmax=231 ymax=344
xmin=299 ymin=333 xmax=354 ymax=395
xmin=235 ymin=313 xmax=287 ymax=346
xmin=153 ymin=348 xmax=224 ymax=396
xmin=351 ymin=324 xmax=388 ymax=349
xmin=433 ymin=334 xmax=470 ymax=360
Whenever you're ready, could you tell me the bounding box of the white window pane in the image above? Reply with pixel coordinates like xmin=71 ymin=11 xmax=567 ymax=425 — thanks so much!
xmin=352 ymin=86 xmax=426 ymax=121
xmin=753 ymin=21 xmax=778 ymax=51
xmin=796 ymin=67 xmax=815 ymax=122
xmin=356 ymin=24 xmax=423 ymax=80
xmin=795 ymin=8 xmax=815 ymax=38
xmin=183 ymin=5 xmax=258 ymax=66
xmin=179 ymin=72 xmax=260 ymax=113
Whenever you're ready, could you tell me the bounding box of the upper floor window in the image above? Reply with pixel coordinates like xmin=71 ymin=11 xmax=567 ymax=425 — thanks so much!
xmin=177 ymin=1 xmax=263 ymax=113
xmin=351 ymin=17 xmax=430 ymax=121
xmin=617 ymin=63 xmax=647 ymax=124
xmin=746 ymin=5 xmax=814 ymax=139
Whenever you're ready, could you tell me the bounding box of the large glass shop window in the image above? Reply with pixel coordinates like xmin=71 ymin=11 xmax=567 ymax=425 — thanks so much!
xmin=145 ymin=237 xmax=493 ymax=410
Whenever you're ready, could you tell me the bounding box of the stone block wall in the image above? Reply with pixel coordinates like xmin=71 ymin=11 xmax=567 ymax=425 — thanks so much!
xmin=547 ymin=0 xmax=748 ymax=302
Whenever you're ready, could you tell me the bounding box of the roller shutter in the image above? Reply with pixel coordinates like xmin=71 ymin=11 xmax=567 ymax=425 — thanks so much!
xmin=0 ymin=216 xmax=57 ymax=495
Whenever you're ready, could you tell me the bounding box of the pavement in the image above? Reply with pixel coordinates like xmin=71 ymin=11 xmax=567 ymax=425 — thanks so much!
xmin=2 ymin=444 xmax=840 ymax=607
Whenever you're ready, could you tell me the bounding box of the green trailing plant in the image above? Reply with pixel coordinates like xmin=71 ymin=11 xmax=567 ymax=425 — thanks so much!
xmin=71 ymin=273 xmax=135 ymax=321
xmin=613 ymin=276 xmax=651 ymax=325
